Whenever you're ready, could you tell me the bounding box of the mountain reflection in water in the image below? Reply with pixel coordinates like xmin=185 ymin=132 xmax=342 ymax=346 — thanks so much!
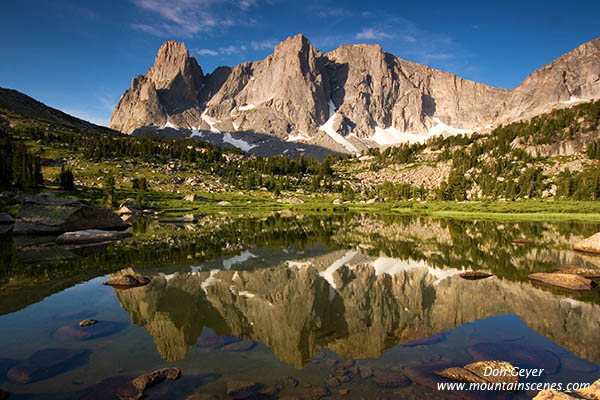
xmin=1 ymin=213 xmax=600 ymax=399
xmin=112 ymin=246 xmax=600 ymax=368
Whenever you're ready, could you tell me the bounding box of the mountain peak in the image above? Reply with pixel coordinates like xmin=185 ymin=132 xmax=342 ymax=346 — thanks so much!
xmin=156 ymin=40 xmax=189 ymax=58
xmin=275 ymin=33 xmax=313 ymax=53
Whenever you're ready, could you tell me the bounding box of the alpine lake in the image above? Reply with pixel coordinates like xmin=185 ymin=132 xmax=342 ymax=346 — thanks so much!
xmin=1 ymin=212 xmax=599 ymax=399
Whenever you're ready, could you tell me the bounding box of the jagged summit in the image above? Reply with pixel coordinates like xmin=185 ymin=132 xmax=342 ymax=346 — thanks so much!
xmin=109 ymin=35 xmax=600 ymax=156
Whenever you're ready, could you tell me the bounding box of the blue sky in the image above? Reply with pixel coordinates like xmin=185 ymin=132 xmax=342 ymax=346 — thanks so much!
xmin=1 ymin=0 xmax=598 ymax=126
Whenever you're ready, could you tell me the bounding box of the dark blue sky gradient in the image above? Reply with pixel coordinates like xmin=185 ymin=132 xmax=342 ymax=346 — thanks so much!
xmin=1 ymin=0 xmax=598 ymax=125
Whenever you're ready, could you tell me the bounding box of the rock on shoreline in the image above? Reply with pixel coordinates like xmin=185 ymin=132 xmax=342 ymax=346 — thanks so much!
xmin=13 ymin=195 xmax=129 ymax=235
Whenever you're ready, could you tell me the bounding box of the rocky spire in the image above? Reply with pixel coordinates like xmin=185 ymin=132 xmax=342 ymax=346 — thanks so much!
xmin=109 ymin=40 xmax=204 ymax=133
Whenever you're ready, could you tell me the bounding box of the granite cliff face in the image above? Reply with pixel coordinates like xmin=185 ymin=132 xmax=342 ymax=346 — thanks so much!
xmin=109 ymin=35 xmax=600 ymax=155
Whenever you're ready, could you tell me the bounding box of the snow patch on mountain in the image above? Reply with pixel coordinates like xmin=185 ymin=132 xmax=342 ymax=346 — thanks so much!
xmin=319 ymin=101 xmax=359 ymax=153
xmin=222 ymin=133 xmax=257 ymax=152
xmin=202 ymin=111 xmax=221 ymax=133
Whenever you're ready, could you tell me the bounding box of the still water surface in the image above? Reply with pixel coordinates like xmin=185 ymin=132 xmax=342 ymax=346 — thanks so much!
xmin=0 ymin=213 xmax=599 ymax=399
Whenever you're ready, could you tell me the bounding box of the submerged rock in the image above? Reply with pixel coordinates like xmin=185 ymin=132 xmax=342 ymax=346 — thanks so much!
xmin=403 ymin=361 xmax=457 ymax=389
xmin=359 ymin=366 xmax=373 ymax=379
xmin=528 ymin=272 xmax=593 ymax=291
xmin=13 ymin=195 xmax=129 ymax=235
xmin=79 ymin=369 xmax=180 ymax=400
xmin=221 ymin=339 xmax=255 ymax=352
xmin=372 ymin=370 xmax=411 ymax=388
xmin=226 ymin=380 xmax=262 ymax=399
xmin=130 ymin=367 xmax=181 ymax=392
xmin=56 ymin=229 xmax=132 ymax=245
xmin=54 ymin=320 xmax=121 ymax=341
xmin=7 ymin=348 xmax=88 ymax=383
xmin=459 ymin=271 xmax=493 ymax=280
xmin=104 ymin=274 xmax=151 ymax=288
xmin=78 ymin=375 xmax=140 ymax=400
xmin=574 ymin=233 xmax=600 ymax=254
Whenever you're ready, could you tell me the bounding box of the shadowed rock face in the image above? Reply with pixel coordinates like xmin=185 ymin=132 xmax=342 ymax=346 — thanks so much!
xmin=13 ymin=195 xmax=129 ymax=235
xmin=113 ymin=249 xmax=600 ymax=368
xmin=110 ymin=35 xmax=600 ymax=154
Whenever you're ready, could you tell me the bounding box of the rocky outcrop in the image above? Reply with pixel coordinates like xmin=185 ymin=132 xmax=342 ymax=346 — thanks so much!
xmin=110 ymin=35 xmax=600 ymax=154
xmin=109 ymin=41 xmax=205 ymax=134
xmin=13 ymin=196 xmax=129 ymax=235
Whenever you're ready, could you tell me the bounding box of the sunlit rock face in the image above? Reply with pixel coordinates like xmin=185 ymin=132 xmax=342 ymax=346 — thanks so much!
xmin=110 ymin=35 xmax=600 ymax=153
xmin=113 ymin=248 xmax=600 ymax=367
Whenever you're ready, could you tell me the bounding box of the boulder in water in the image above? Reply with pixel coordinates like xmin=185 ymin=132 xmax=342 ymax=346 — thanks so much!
xmin=436 ymin=360 xmax=518 ymax=389
xmin=54 ymin=320 xmax=121 ymax=341
xmin=573 ymin=233 xmax=600 ymax=254
xmin=130 ymin=367 xmax=181 ymax=392
xmin=103 ymin=274 xmax=151 ymax=288
xmin=528 ymin=272 xmax=593 ymax=291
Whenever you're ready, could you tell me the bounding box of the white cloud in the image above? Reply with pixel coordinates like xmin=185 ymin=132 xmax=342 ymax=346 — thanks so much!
xmin=219 ymin=44 xmax=247 ymax=55
xmin=130 ymin=0 xmax=250 ymax=37
xmin=318 ymin=7 xmax=350 ymax=18
xmin=355 ymin=28 xmax=395 ymax=40
xmin=250 ymin=39 xmax=278 ymax=50
xmin=239 ymin=0 xmax=256 ymax=9
xmin=197 ymin=48 xmax=219 ymax=56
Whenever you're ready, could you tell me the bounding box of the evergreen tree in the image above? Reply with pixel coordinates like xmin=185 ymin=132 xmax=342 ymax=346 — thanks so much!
xmin=59 ymin=165 xmax=75 ymax=190
xmin=0 ymin=128 xmax=12 ymax=190
xmin=105 ymin=173 xmax=116 ymax=208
